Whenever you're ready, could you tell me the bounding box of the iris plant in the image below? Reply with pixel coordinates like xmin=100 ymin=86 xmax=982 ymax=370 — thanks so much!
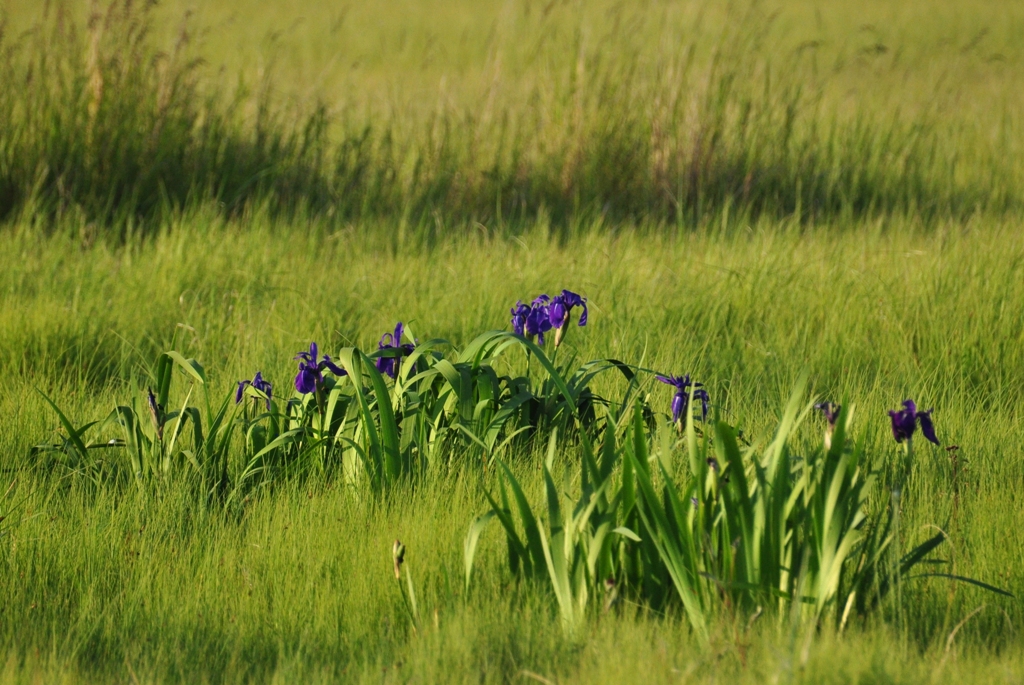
xmin=511 ymin=290 xmax=588 ymax=346
xmin=548 ymin=289 xmax=588 ymax=347
xmin=656 ymin=374 xmax=709 ymax=429
xmin=236 ymin=371 xmax=273 ymax=410
xmin=294 ymin=342 xmax=345 ymax=394
xmin=376 ymin=322 xmax=416 ymax=380
xmin=888 ymin=399 xmax=939 ymax=445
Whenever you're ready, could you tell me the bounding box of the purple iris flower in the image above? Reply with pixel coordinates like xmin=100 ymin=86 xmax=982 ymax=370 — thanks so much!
xmin=236 ymin=371 xmax=273 ymax=410
xmin=526 ymin=295 xmax=553 ymax=343
xmin=511 ymin=301 xmax=531 ymax=336
xmin=294 ymin=342 xmax=346 ymax=394
xmin=815 ymin=402 xmax=840 ymax=428
xmin=656 ymin=373 xmax=709 ymax=425
xmin=815 ymin=401 xmax=841 ymax=449
xmin=549 ymin=289 xmax=588 ymax=347
xmin=147 ymin=387 xmax=164 ymax=440
xmin=375 ymin=322 xmax=416 ymax=380
xmin=887 ymin=399 xmax=940 ymax=445
xmin=511 ymin=295 xmax=554 ymax=344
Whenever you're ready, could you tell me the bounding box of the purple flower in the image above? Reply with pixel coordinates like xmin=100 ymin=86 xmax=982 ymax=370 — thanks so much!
xmin=147 ymin=388 xmax=159 ymax=420
xmin=511 ymin=295 xmax=554 ymax=344
xmin=510 ymin=301 xmax=531 ymax=336
xmin=375 ymin=322 xmax=416 ymax=380
xmin=236 ymin=371 xmax=273 ymax=410
xmin=656 ymin=373 xmax=709 ymax=425
xmin=147 ymin=387 xmax=164 ymax=440
xmin=549 ymin=289 xmax=588 ymax=347
xmin=887 ymin=399 xmax=940 ymax=445
xmin=815 ymin=402 xmax=841 ymax=428
xmin=525 ymin=295 xmax=553 ymax=343
xmin=815 ymin=401 xmax=841 ymax=450
xmin=294 ymin=342 xmax=346 ymax=394
xmin=917 ymin=409 xmax=939 ymax=445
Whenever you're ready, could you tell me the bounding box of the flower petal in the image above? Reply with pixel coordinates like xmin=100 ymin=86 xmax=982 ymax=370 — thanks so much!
xmin=902 ymin=399 xmax=917 ymax=418
xmin=235 ymin=380 xmax=249 ymax=404
xmin=376 ymin=356 xmax=396 ymax=379
xmin=320 ymin=357 xmax=346 ymax=377
xmin=695 ymin=388 xmax=710 ymax=421
xmin=918 ymin=409 xmax=940 ymax=445
xmin=295 ymin=368 xmax=317 ymax=394
xmin=548 ymin=298 xmax=568 ymax=329
xmin=671 ymin=391 xmax=686 ymax=423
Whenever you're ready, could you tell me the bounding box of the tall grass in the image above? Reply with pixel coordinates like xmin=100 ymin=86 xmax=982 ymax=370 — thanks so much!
xmin=0 ymin=217 xmax=1021 ymax=683
xmin=0 ymin=0 xmax=1020 ymax=237
xmin=1 ymin=1 xmax=1023 ymax=681
xmin=2 ymin=472 xmax=1019 ymax=684
xmin=0 ymin=1 xmax=333 ymax=238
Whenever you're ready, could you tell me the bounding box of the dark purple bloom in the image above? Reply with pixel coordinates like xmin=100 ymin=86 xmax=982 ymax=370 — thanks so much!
xmin=525 ymin=295 xmax=553 ymax=343
xmin=656 ymin=373 xmax=709 ymax=424
xmin=147 ymin=388 xmax=164 ymax=440
xmin=294 ymin=342 xmax=346 ymax=394
xmin=549 ymin=289 xmax=588 ymax=346
xmin=236 ymin=371 xmax=273 ymax=410
xmin=887 ymin=399 xmax=939 ymax=445
xmin=147 ymin=387 xmax=159 ymax=419
xmin=917 ymin=409 xmax=939 ymax=445
xmin=510 ymin=301 xmax=531 ymax=336
xmin=375 ymin=322 xmax=416 ymax=380
xmin=511 ymin=295 xmax=554 ymax=344
xmin=815 ymin=401 xmax=841 ymax=449
xmin=815 ymin=402 xmax=841 ymax=428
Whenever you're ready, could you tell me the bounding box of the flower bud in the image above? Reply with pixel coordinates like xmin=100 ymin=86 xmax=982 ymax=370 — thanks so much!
xmin=392 ymin=539 xmax=406 ymax=579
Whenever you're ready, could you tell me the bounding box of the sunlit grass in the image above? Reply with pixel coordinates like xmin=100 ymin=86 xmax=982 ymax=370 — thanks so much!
xmin=1 ymin=0 xmax=1022 ymax=231
xmin=0 ymin=0 xmax=1022 ymax=681
xmin=0 ymin=216 xmax=1022 ymax=681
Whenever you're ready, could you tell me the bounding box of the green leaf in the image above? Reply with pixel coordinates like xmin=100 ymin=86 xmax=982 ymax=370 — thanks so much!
xmin=464 ymin=511 xmax=496 ymax=592
xmin=361 ymin=352 xmax=404 ymax=481
xmin=496 ymin=458 xmax=546 ymax=577
xmin=907 ymin=573 xmax=1014 ymax=598
xmin=35 ymin=390 xmax=90 ymax=463
xmin=900 ymin=532 xmax=947 ymax=575
xmin=164 ymin=351 xmax=206 ymax=385
xmin=612 ymin=526 xmax=641 ymax=542
xmin=627 ymin=448 xmax=709 ymax=643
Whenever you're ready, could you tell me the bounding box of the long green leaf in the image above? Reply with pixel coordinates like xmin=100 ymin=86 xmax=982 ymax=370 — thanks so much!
xmin=35 ymin=390 xmax=90 ymax=462
xmin=907 ymin=573 xmax=1014 ymax=598
xmin=464 ymin=511 xmax=496 ymax=592
xmin=164 ymin=351 xmax=206 ymax=385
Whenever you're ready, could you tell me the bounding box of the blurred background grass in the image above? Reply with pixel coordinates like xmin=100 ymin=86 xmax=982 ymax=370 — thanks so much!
xmin=1 ymin=0 xmax=1022 ymax=232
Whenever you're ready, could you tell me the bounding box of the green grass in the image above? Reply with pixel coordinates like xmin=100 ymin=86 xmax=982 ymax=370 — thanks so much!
xmin=1 ymin=0 xmax=1023 ymax=681
xmin=1 ymin=0 xmax=1023 ymax=231
xmin=1 ymin=216 xmax=1022 ymax=682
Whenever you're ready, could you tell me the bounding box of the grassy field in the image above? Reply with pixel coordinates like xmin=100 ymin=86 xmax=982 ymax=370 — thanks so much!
xmin=2 ymin=0 xmax=1024 ymax=230
xmin=1 ymin=1 xmax=1023 ymax=683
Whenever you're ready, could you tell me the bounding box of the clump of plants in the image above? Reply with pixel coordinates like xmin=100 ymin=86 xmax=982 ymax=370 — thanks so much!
xmin=32 ymin=288 xmax=1009 ymax=639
